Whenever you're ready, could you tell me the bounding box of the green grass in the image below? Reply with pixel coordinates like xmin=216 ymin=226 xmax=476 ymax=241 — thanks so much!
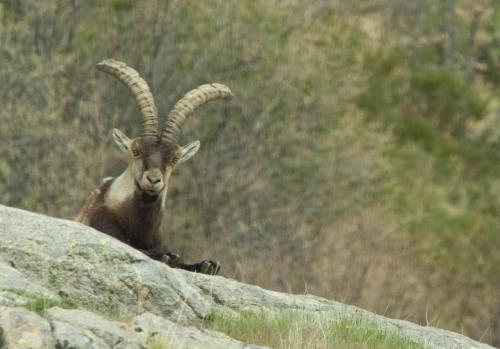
xmin=146 ymin=335 xmax=174 ymax=349
xmin=21 ymin=294 xmax=75 ymax=316
xmin=203 ymin=311 xmax=429 ymax=349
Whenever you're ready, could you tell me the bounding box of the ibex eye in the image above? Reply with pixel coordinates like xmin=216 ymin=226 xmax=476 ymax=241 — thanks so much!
xmin=132 ymin=149 xmax=140 ymax=157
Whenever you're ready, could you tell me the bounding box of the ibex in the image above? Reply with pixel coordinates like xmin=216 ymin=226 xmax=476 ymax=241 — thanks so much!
xmin=75 ymin=59 xmax=233 ymax=275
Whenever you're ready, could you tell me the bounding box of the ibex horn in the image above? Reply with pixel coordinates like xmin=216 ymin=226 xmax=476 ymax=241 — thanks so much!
xmin=161 ymin=83 xmax=233 ymax=144
xmin=96 ymin=59 xmax=159 ymax=137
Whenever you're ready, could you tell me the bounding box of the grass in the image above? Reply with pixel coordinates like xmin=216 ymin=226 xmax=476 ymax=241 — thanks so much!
xmin=203 ymin=311 xmax=430 ymax=349
xmin=146 ymin=335 xmax=174 ymax=349
xmin=21 ymin=294 xmax=75 ymax=316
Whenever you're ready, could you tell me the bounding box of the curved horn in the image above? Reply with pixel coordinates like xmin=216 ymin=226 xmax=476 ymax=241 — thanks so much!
xmin=96 ymin=59 xmax=158 ymax=137
xmin=161 ymin=83 xmax=233 ymax=144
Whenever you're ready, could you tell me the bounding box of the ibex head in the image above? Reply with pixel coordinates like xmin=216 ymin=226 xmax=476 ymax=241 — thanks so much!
xmin=97 ymin=59 xmax=233 ymax=197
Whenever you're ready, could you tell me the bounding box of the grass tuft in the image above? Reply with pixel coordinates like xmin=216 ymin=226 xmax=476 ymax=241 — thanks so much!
xmin=146 ymin=335 xmax=177 ymax=349
xmin=21 ymin=294 xmax=75 ymax=316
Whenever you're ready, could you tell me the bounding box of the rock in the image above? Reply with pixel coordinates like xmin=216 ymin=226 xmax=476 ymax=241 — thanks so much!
xmin=0 ymin=306 xmax=56 ymax=349
xmin=0 ymin=259 xmax=60 ymax=308
xmin=47 ymin=307 xmax=142 ymax=349
xmin=0 ymin=205 xmax=209 ymax=323
xmin=0 ymin=204 xmax=495 ymax=349
xmin=0 ymin=306 xmax=270 ymax=349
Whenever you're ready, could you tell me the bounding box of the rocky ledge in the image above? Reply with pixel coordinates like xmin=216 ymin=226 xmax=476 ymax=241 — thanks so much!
xmin=0 ymin=205 xmax=495 ymax=349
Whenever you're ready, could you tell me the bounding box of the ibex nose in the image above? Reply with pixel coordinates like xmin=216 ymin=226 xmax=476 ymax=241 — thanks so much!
xmin=146 ymin=175 xmax=161 ymax=184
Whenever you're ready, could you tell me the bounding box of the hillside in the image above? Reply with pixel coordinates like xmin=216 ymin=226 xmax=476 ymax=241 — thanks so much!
xmin=0 ymin=205 xmax=495 ymax=349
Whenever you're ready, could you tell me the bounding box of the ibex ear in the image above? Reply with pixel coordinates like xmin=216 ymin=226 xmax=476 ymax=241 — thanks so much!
xmin=178 ymin=140 xmax=200 ymax=164
xmin=112 ymin=128 xmax=132 ymax=154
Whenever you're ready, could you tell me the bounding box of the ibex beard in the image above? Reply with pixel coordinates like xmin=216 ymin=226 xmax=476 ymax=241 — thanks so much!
xmin=75 ymin=59 xmax=233 ymax=275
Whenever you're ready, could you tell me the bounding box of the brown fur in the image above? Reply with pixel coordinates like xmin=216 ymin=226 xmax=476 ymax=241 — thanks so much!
xmin=78 ymin=178 xmax=163 ymax=249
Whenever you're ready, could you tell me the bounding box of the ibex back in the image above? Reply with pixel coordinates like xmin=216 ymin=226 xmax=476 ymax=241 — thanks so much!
xmin=75 ymin=59 xmax=233 ymax=275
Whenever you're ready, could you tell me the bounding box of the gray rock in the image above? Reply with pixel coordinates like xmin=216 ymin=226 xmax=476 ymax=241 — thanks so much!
xmin=0 ymin=205 xmax=209 ymax=322
xmin=47 ymin=307 xmax=142 ymax=349
xmin=0 ymin=204 xmax=495 ymax=349
xmin=0 ymin=260 xmax=60 ymax=308
xmin=0 ymin=306 xmax=56 ymax=349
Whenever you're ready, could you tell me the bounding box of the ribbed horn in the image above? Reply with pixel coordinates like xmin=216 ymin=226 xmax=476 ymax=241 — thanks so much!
xmin=161 ymin=83 xmax=233 ymax=144
xmin=96 ymin=59 xmax=158 ymax=137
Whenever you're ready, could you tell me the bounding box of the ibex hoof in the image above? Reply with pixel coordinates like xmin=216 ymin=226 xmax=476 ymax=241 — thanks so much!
xmin=199 ymin=260 xmax=221 ymax=275
xmin=161 ymin=252 xmax=181 ymax=267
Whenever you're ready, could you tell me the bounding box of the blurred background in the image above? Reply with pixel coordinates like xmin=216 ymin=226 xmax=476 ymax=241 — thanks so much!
xmin=0 ymin=0 xmax=499 ymax=345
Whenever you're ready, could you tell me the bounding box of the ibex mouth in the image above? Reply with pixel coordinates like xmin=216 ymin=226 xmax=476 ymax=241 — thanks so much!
xmin=135 ymin=180 xmax=163 ymax=197
xmin=145 ymin=189 xmax=161 ymax=196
